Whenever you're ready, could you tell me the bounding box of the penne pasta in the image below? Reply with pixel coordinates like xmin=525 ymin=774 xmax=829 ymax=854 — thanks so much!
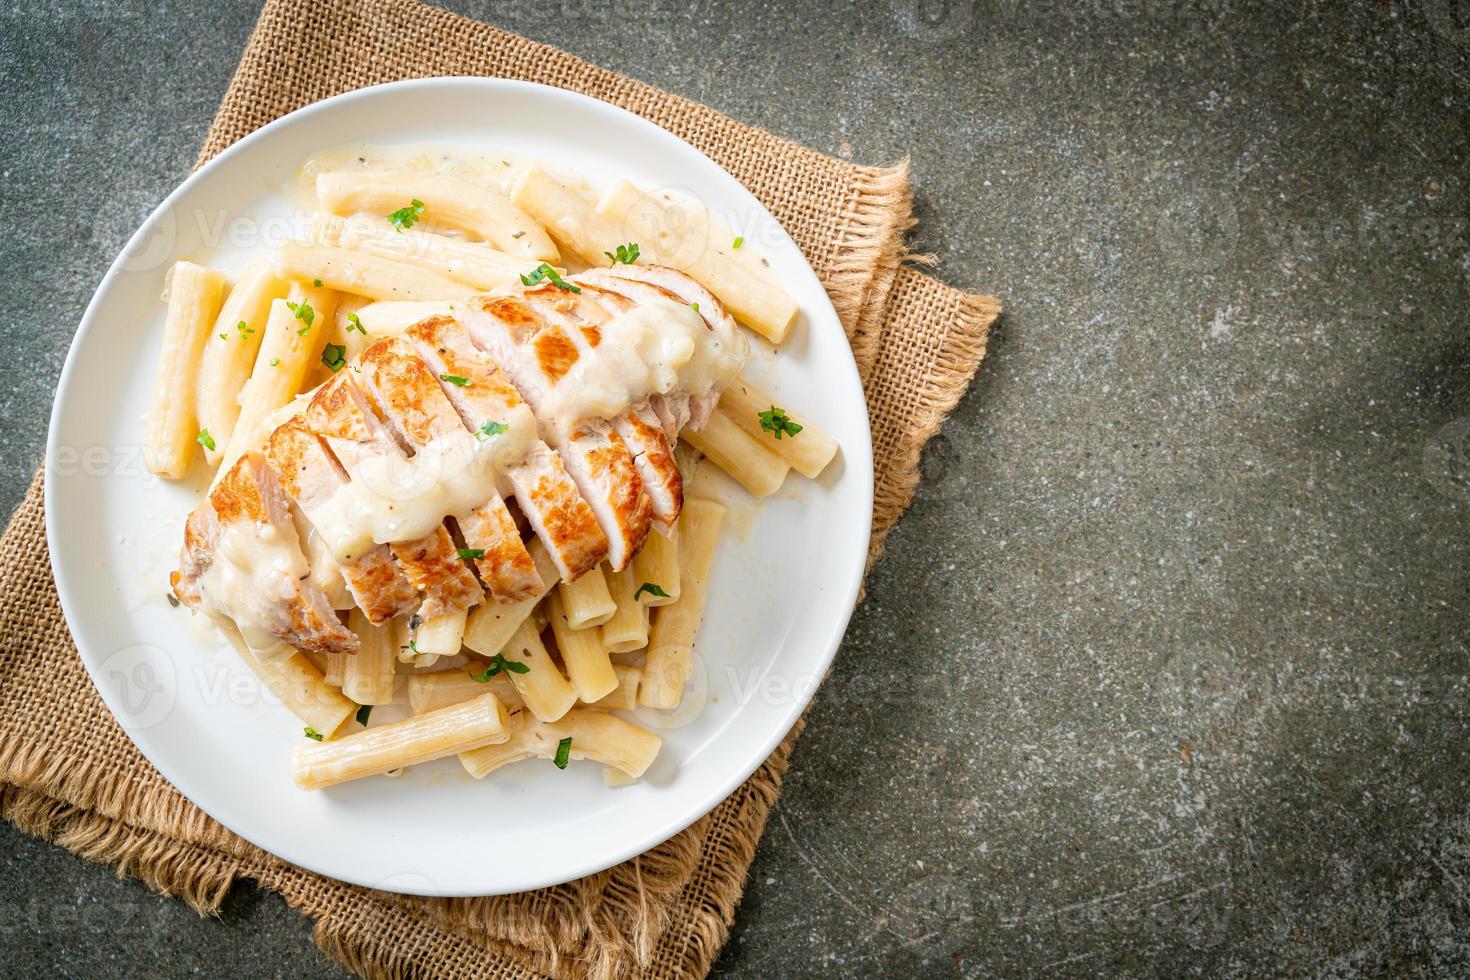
xmin=718 ymin=377 xmax=839 ymax=479
xmin=412 ymin=605 xmax=469 ymax=659
xmin=557 ymin=565 xmax=616 ymax=629
xmin=315 ymin=171 xmax=557 ymax=261
xmin=590 ymin=663 xmax=642 ymax=711
xmin=222 ymin=625 xmax=355 ymax=738
xmin=680 ymin=411 xmax=790 ymax=497
xmin=293 ymin=692 xmax=509 ymax=790
xmin=629 ymin=526 xmax=680 ymax=607
xmin=595 ymin=181 xmax=799 ymax=343
xmin=145 ymin=261 xmax=228 ymax=478
xmin=348 ymin=299 xmax=459 ymax=337
xmin=407 ymin=667 xmax=521 ymax=715
xmin=601 ymin=564 xmax=651 ymax=654
xmin=217 ymin=283 xmax=337 ymax=477
xmin=323 ymin=651 xmax=347 ymax=688
xmin=463 ymin=539 xmax=559 ymax=657
xmin=342 ymin=609 xmax=397 ymax=705
xmin=195 ymin=259 xmax=285 ymax=465
xmin=314 ymin=213 xmax=532 ymax=290
xmin=546 ymin=590 xmax=619 ymax=702
xmin=459 ymin=708 xmax=661 ymax=780
xmin=502 ymin=618 xmax=577 ymax=723
xmin=640 ymin=497 xmax=725 ymax=710
xmin=509 ymin=167 xmax=628 ymax=267
xmin=277 ymin=240 xmax=473 ymax=303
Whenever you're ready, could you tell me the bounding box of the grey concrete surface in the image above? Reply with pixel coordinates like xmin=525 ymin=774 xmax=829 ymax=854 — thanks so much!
xmin=4 ymin=0 xmax=1470 ymax=976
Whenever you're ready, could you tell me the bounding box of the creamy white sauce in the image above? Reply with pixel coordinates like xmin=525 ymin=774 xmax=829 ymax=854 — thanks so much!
xmin=543 ymin=298 xmax=747 ymax=438
xmin=309 ymin=402 xmax=538 ymax=562
xmin=196 ymin=522 xmax=311 ymax=655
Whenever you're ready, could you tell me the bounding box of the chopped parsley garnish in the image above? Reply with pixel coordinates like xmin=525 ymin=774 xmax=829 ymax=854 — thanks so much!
xmin=758 ymin=405 xmax=804 ymax=440
xmin=303 ymin=727 xmax=324 ymax=741
xmin=553 ymin=736 xmax=572 ymax=770
xmin=269 ymin=357 xmax=280 ymax=366
xmin=604 ymin=242 xmax=640 ymax=266
xmin=520 ymin=262 xmax=581 ymax=292
xmin=440 ymin=374 xmax=470 ymax=387
xmin=733 ymin=236 xmax=744 ymax=248
xmin=691 ymin=302 xmax=699 ymax=313
xmin=457 ymin=547 xmax=485 ymax=560
xmin=388 ymin=198 xmax=426 ymax=231
xmin=476 ymin=420 xmax=509 ymax=439
xmin=196 ymin=429 xmax=216 ymax=451
xmin=287 ymin=299 xmax=315 ymax=330
xmin=219 ymin=332 xmax=228 ymax=340
xmin=312 ymin=278 xmax=323 ymax=287
xmin=321 ymin=343 xmax=347 ymax=372
xmin=355 ymin=704 xmax=372 ymax=726
xmin=346 ymin=312 xmax=367 ymax=334
xmin=236 ymin=320 xmax=254 ymax=337
xmin=468 ymin=652 xmax=531 ymax=682
xmin=633 ymin=582 xmax=670 ymax=602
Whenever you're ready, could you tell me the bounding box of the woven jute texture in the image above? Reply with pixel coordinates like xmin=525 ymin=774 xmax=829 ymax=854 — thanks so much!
xmin=0 ymin=1 xmax=999 ymax=977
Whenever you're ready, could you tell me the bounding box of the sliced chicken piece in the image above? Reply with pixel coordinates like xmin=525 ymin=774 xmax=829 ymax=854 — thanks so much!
xmin=459 ymin=294 xmax=652 ymax=570
xmin=572 ymin=281 xmax=690 ymax=436
xmin=520 ymin=286 xmax=683 ymax=527
xmin=357 ymin=337 xmax=541 ymax=600
xmin=263 ymin=419 xmax=418 ymax=624
xmin=405 ymin=315 xmax=609 ymax=580
xmin=299 ymin=374 xmax=482 ymax=620
xmin=172 ymin=452 xmax=359 ymax=655
xmin=578 ymin=266 xmax=744 ymax=430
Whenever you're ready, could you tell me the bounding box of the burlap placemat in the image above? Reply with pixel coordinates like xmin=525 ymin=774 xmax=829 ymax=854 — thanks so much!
xmin=0 ymin=1 xmax=999 ymax=976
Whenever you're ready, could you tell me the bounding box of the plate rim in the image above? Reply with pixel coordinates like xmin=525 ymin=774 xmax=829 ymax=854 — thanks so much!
xmin=44 ymin=76 xmax=874 ymax=896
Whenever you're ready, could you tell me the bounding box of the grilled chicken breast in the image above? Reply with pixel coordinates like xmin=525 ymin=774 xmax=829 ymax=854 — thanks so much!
xmin=357 ymin=337 xmax=542 ymax=600
xmin=405 ymin=315 xmax=609 ymax=581
xmin=172 ymin=452 xmax=359 ymax=654
xmin=174 ymin=265 xmax=744 ymax=649
xmin=263 ymin=419 xmax=419 ymax=624
xmin=299 ymin=374 xmax=483 ymax=621
xmin=458 ymin=293 xmax=654 ymax=570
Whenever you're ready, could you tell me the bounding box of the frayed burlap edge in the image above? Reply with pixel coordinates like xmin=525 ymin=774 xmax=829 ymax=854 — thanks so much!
xmin=869 ymin=289 xmax=1001 ymax=569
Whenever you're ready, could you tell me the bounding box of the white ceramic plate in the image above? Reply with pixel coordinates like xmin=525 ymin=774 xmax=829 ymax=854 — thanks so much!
xmin=45 ymin=78 xmax=871 ymax=896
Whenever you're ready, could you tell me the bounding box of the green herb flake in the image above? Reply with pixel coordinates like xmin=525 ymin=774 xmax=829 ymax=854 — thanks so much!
xmin=633 ymin=582 xmax=671 ymax=602
xmin=219 ymin=332 xmax=229 ymax=340
xmin=236 ymin=320 xmax=255 ymax=337
xmin=691 ymin=302 xmax=699 ymax=313
xmin=355 ymin=704 xmax=372 ymax=726
xmin=346 ymin=311 xmax=367 ymax=334
xmin=303 ymin=727 xmax=325 ymax=741
xmin=321 ymin=343 xmax=348 ymax=373
xmin=468 ymin=652 xmax=531 ymax=682
xmin=553 ymin=736 xmax=572 ymax=770
xmin=196 ymin=429 xmax=216 ymax=451
xmin=603 ymin=242 xmax=640 ymax=266
xmin=757 ymin=405 xmax=804 ymax=440
xmin=440 ymin=374 xmax=470 ymax=387
xmin=312 ymin=278 xmax=323 ymax=287
xmin=269 ymin=357 xmax=280 ymax=367
xmin=286 ymin=299 xmax=315 ymax=329
xmin=457 ymin=547 xmax=485 ymax=560
xmin=388 ymin=198 xmax=426 ymax=231
xmin=733 ymin=236 xmax=744 ymax=249
xmin=520 ymin=262 xmax=581 ymax=293
xmin=476 ymin=420 xmax=509 ymax=439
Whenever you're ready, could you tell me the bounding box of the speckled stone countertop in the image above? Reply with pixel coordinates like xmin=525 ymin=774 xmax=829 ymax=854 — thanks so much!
xmin=4 ymin=1 xmax=1469 ymax=976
